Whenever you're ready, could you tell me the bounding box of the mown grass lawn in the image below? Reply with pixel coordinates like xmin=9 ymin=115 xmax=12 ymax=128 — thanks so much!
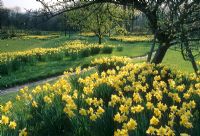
xmin=0 ymin=36 xmax=70 ymax=52
xmin=163 ymin=49 xmax=200 ymax=73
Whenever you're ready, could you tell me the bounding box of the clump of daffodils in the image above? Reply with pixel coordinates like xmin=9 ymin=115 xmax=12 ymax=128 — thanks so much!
xmin=92 ymin=56 xmax=131 ymax=72
xmin=78 ymin=62 xmax=200 ymax=135
xmin=0 ymin=101 xmax=17 ymax=131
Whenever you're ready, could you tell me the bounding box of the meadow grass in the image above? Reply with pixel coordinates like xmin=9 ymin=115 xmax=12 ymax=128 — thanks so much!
xmin=0 ymin=36 xmax=70 ymax=52
xmin=112 ymin=44 xmax=151 ymax=57
xmin=163 ymin=49 xmax=200 ymax=73
xmin=0 ymin=92 xmax=17 ymax=103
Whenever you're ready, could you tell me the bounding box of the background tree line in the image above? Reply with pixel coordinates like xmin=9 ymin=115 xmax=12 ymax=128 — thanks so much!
xmin=0 ymin=0 xmax=65 ymax=39
xmin=0 ymin=0 xmax=149 ymax=39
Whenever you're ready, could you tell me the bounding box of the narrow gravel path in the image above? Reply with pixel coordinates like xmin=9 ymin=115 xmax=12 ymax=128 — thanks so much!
xmin=0 ymin=53 xmax=155 ymax=96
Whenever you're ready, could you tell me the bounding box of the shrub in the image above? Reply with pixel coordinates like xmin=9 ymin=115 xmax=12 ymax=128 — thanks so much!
xmin=0 ymin=31 xmax=10 ymax=39
xmin=69 ymin=52 xmax=80 ymax=60
xmin=112 ymin=26 xmax=128 ymax=35
xmin=0 ymin=31 xmax=17 ymax=40
xmin=90 ymin=47 xmax=101 ymax=55
xmin=80 ymin=49 xmax=91 ymax=58
xmin=101 ymin=46 xmax=113 ymax=54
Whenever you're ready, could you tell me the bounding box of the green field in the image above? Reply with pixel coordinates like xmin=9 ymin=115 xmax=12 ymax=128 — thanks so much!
xmin=163 ymin=49 xmax=200 ymax=73
xmin=0 ymin=36 xmax=72 ymax=52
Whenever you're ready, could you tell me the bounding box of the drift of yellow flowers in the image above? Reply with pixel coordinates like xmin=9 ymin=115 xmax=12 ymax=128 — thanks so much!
xmin=1 ymin=58 xmax=200 ymax=135
xmin=110 ymin=35 xmax=153 ymax=42
xmin=0 ymin=40 xmax=114 ymax=75
xmin=0 ymin=40 xmax=103 ymax=65
xmin=79 ymin=32 xmax=96 ymax=37
xmin=22 ymin=35 xmax=59 ymax=40
xmin=78 ymin=61 xmax=200 ymax=135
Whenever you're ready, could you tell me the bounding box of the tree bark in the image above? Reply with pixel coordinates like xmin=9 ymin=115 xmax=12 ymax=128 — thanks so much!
xmin=0 ymin=16 xmax=1 ymax=30
xmin=68 ymin=28 xmax=71 ymax=39
xmin=183 ymin=36 xmax=199 ymax=75
xmin=0 ymin=12 xmax=2 ymax=30
xmin=186 ymin=45 xmax=199 ymax=75
xmin=151 ymin=44 xmax=170 ymax=64
xmin=147 ymin=33 xmax=156 ymax=62
xmin=64 ymin=29 xmax=67 ymax=37
xmin=180 ymin=25 xmax=199 ymax=75
xmin=98 ymin=36 xmax=102 ymax=44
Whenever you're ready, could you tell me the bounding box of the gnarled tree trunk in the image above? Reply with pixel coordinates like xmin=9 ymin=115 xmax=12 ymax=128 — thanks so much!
xmin=147 ymin=32 xmax=157 ymax=62
xmin=151 ymin=44 xmax=170 ymax=64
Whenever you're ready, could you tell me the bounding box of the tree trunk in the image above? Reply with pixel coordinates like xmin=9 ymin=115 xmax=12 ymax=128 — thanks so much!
xmin=147 ymin=33 xmax=156 ymax=62
xmin=108 ymin=30 xmax=111 ymax=37
xmin=0 ymin=18 xmax=1 ymax=30
xmin=151 ymin=44 xmax=170 ymax=64
xmin=184 ymin=39 xmax=199 ymax=75
xmin=187 ymin=47 xmax=199 ymax=75
xmin=68 ymin=28 xmax=71 ymax=39
xmin=180 ymin=25 xmax=199 ymax=75
xmin=98 ymin=36 xmax=102 ymax=44
xmin=131 ymin=17 xmax=134 ymax=32
xmin=64 ymin=29 xmax=67 ymax=37
xmin=0 ymin=23 xmax=1 ymax=30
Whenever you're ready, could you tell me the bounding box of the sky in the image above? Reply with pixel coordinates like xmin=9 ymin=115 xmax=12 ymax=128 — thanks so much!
xmin=3 ymin=0 xmax=43 ymax=12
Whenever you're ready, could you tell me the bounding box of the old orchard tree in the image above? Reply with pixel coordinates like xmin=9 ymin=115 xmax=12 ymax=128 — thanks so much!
xmin=65 ymin=3 xmax=127 ymax=44
xmin=36 ymin=0 xmax=200 ymax=66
